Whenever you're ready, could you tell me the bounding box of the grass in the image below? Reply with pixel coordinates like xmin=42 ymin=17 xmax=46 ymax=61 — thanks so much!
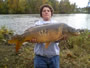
xmin=0 ymin=27 xmax=90 ymax=68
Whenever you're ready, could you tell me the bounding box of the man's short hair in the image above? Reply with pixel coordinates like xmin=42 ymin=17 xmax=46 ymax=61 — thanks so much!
xmin=40 ymin=4 xmax=54 ymax=17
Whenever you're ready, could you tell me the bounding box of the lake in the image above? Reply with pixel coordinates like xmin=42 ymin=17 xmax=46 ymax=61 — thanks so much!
xmin=0 ymin=14 xmax=90 ymax=34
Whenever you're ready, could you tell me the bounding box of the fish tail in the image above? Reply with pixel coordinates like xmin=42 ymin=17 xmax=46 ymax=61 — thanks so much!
xmin=8 ymin=35 xmax=21 ymax=44
xmin=8 ymin=39 xmax=16 ymax=44
xmin=16 ymin=41 xmax=23 ymax=53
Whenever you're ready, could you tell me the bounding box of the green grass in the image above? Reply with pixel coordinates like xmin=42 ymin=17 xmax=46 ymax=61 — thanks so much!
xmin=60 ymin=30 xmax=90 ymax=68
xmin=0 ymin=27 xmax=90 ymax=68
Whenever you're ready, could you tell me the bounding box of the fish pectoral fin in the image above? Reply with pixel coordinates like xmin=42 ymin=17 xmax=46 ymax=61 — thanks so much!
xmin=59 ymin=34 xmax=68 ymax=40
xmin=55 ymin=35 xmax=64 ymax=41
xmin=45 ymin=42 xmax=51 ymax=48
xmin=16 ymin=42 xmax=23 ymax=53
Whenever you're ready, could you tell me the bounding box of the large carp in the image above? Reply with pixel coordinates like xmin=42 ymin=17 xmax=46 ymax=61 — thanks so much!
xmin=8 ymin=23 xmax=80 ymax=52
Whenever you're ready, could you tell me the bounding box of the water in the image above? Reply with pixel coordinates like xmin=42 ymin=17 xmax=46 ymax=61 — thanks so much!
xmin=0 ymin=14 xmax=90 ymax=34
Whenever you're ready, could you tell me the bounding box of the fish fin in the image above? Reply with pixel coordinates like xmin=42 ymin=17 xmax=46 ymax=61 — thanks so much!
xmin=8 ymin=39 xmax=17 ymax=44
xmin=16 ymin=42 xmax=23 ymax=53
xmin=45 ymin=42 xmax=51 ymax=48
xmin=58 ymin=35 xmax=68 ymax=41
xmin=8 ymin=34 xmax=21 ymax=44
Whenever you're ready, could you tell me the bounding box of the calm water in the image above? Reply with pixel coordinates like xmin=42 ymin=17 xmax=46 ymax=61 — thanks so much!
xmin=0 ymin=14 xmax=90 ymax=34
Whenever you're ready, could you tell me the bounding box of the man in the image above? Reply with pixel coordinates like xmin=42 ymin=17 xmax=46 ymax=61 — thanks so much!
xmin=33 ymin=4 xmax=60 ymax=68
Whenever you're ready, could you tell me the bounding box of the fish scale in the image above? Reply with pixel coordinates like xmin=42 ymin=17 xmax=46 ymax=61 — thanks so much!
xmin=8 ymin=23 xmax=80 ymax=52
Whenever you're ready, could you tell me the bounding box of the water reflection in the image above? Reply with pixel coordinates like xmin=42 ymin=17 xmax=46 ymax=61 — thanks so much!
xmin=53 ymin=14 xmax=88 ymax=29
xmin=86 ymin=14 xmax=90 ymax=29
xmin=0 ymin=14 xmax=90 ymax=34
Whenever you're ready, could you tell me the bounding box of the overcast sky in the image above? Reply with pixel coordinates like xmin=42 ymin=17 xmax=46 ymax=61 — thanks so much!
xmin=58 ymin=0 xmax=89 ymax=8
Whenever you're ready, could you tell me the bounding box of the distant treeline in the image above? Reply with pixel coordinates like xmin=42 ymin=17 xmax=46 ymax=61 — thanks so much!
xmin=0 ymin=0 xmax=87 ymax=14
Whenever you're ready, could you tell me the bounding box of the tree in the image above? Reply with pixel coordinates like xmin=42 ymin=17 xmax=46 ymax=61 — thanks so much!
xmin=59 ymin=0 xmax=76 ymax=13
xmin=49 ymin=0 xmax=59 ymax=13
xmin=7 ymin=0 xmax=19 ymax=13
xmin=0 ymin=0 xmax=3 ymax=13
xmin=18 ymin=0 xmax=27 ymax=13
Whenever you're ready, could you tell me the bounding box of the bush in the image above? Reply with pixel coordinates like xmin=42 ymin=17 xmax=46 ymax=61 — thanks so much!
xmin=60 ymin=30 xmax=90 ymax=68
xmin=0 ymin=28 xmax=90 ymax=68
xmin=0 ymin=26 xmax=14 ymax=44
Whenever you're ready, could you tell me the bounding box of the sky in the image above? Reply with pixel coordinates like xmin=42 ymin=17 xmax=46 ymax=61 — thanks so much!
xmin=58 ymin=0 xmax=89 ymax=8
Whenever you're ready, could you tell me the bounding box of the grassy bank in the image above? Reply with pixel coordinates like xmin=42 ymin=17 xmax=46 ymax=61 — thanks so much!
xmin=0 ymin=27 xmax=90 ymax=68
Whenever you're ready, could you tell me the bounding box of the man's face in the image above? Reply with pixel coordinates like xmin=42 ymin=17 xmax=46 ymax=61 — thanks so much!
xmin=42 ymin=7 xmax=52 ymax=21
